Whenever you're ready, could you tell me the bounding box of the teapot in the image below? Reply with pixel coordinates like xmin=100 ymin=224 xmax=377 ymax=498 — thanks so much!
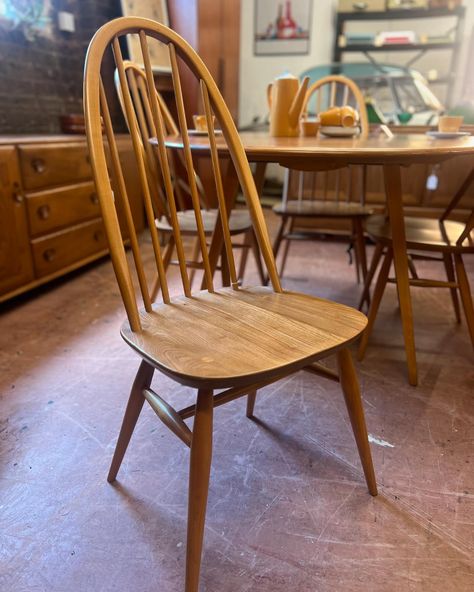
xmin=267 ymin=73 xmax=310 ymax=137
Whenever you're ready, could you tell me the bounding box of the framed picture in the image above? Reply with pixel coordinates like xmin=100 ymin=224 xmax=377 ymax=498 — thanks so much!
xmin=120 ymin=0 xmax=171 ymax=72
xmin=254 ymin=0 xmax=312 ymax=56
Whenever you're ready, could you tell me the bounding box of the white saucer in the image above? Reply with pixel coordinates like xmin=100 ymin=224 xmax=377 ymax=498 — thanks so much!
xmin=188 ymin=129 xmax=223 ymax=136
xmin=426 ymin=130 xmax=470 ymax=139
xmin=320 ymin=126 xmax=360 ymax=138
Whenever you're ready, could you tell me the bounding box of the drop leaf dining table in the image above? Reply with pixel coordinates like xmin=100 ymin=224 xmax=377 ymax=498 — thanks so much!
xmin=161 ymin=131 xmax=474 ymax=386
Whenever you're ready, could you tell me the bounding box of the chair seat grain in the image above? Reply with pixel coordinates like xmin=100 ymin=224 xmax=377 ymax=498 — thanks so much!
xmin=121 ymin=286 xmax=367 ymax=388
xmin=156 ymin=208 xmax=252 ymax=236
xmin=273 ymin=200 xmax=374 ymax=218
xmin=366 ymin=215 xmax=474 ymax=252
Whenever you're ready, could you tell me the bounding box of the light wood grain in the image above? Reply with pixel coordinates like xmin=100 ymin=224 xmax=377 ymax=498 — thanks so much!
xmin=165 ymin=131 xmax=474 ymax=167
xmin=121 ymin=286 xmax=368 ymax=389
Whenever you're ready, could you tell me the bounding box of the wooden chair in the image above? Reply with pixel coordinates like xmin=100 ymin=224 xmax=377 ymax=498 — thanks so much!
xmin=116 ymin=60 xmax=265 ymax=299
xmin=84 ymin=17 xmax=377 ymax=592
xmin=273 ymin=75 xmax=374 ymax=283
xmin=358 ymin=166 xmax=474 ymax=363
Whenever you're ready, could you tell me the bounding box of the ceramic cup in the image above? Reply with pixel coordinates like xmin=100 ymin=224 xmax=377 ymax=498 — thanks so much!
xmin=438 ymin=115 xmax=464 ymax=133
xmin=300 ymin=119 xmax=320 ymax=137
xmin=340 ymin=106 xmax=358 ymax=128
xmin=319 ymin=106 xmax=359 ymax=128
xmin=193 ymin=114 xmax=215 ymax=131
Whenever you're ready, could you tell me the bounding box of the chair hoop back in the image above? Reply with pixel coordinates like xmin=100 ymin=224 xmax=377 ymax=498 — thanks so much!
xmin=83 ymin=17 xmax=281 ymax=332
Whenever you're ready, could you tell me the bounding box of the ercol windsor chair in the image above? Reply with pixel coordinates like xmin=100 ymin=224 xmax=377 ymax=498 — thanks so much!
xmin=273 ymin=75 xmax=373 ymax=283
xmin=84 ymin=17 xmax=377 ymax=592
xmin=116 ymin=60 xmax=265 ymax=299
xmin=358 ymin=165 xmax=474 ymax=363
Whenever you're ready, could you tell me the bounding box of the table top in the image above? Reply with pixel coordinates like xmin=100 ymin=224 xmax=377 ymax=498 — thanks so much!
xmin=163 ymin=131 xmax=474 ymax=168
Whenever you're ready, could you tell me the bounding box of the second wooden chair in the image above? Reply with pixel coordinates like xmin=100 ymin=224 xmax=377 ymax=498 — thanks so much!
xmin=273 ymin=75 xmax=374 ymax=283
xmin=358 ymin=166 xmax=474 ymax=365
xmin=116 ymin=61 xmax=265 ymax=299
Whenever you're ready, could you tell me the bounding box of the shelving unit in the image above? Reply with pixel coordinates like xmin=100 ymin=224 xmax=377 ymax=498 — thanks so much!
xmin=333 ymin=6 xmax=466 ymax=106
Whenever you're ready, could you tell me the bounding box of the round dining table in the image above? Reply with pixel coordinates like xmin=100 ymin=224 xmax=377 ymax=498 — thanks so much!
xmin=163 ymin=131 xmax=474 ymax=386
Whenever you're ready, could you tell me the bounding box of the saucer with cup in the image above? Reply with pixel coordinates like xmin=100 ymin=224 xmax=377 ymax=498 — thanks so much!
xmin=426 ymin=115 xmax=469 ymax=139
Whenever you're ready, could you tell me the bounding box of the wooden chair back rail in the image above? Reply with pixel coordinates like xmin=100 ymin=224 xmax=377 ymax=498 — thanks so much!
xmin=84 ymin=19 xmax=282 ymax=329
xmin=168 ymin=44 xmax=215 ymax=291
xmin=295 ymin=75 xmax=368 ymax=205
xmin=113 ymin=37 xmax=174 ymax=303
xmin=122 ymin=61 xmax=208 ymax=214
xmin=305 ymin=74 xmax=369 ymax=137
xmin=99 ymin=80 xmax=153 ymax=313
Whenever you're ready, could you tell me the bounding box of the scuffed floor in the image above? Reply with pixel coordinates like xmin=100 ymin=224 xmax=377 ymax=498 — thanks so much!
xmin=1 ymin=210 xmax=473 ymax=591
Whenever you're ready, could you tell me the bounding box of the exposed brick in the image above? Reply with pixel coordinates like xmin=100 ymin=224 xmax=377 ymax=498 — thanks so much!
xmin=0 ymin=0 xmax=123 ymax=134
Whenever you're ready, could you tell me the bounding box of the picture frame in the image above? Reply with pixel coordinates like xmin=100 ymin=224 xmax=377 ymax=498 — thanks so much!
xmin=120 ymin=0 xmax=171 ymax=72
xmin=254 ymin=0 xmax=312 ymax=56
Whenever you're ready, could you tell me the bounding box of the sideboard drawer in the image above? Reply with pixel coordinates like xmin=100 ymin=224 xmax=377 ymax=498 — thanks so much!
xmin=19 ymin=143 xmax=92 ymax=190
xmin=31 ymin=218 xmax=107 ymax=277
xmin=26 ymin=181 xmax=101 ymax=236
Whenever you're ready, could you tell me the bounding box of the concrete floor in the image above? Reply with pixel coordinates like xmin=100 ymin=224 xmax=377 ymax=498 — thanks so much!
xmin=1 ymin=211 xmax=473 ymax=591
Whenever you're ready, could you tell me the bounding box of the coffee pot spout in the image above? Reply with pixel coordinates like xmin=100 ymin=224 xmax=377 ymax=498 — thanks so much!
xmin=288 ymin=76 xmax=310 ymax=127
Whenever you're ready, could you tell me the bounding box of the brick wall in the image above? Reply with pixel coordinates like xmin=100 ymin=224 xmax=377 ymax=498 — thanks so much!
xmin=0 ymin=0 xmax=122 ymax=134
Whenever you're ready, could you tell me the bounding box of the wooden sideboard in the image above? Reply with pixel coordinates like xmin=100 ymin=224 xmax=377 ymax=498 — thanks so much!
xmin=0 ymin=135 xmax=144 ymax=303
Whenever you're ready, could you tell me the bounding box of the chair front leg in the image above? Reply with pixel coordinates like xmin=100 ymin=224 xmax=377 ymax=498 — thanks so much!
xmin=237 ymin=230 xmax=251 ymax=282
xmin=454 ymin=253 xmax=474 ymax=348
xmin=443 ymin=253 xmax=461 ymax=324
xmin=250 ymin=229 xmax=266 ymax=285
xmin=337 ymin=348 xmax=377 ymax=496
xmin=353 ymin=217 xmax=368 ymax=284
xmin=358 ymin=247 xmax=392 ymax=361
xmin=358 ymin=241 xmax=384 ymax=311
xmin=151 ymin=234 xmax=175 ymax=302
xmin=185 ymin=388 xmax=214 ymax=592
xmin=189 ymin=237 xmax=202 ymax=290
xmin=107 ymin=360 xmax=155 ymax=483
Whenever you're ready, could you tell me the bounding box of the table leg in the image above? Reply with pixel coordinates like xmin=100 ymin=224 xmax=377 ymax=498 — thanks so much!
xmin=383 ymin=164 xmax=417 ymax=386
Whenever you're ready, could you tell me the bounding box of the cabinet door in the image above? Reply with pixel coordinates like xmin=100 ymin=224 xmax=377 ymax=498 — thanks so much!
xmin=0 ymin=146 xmax=34 ymax=295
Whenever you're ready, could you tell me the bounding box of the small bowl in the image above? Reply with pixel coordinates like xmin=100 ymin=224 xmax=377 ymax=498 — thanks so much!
xmin=438 ymin=115 xmax=464 ymax=133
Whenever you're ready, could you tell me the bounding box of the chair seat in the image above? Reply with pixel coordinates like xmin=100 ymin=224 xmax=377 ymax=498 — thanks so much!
xmin=121 ymin=286 xmax=367 ymax=389
xmin=366 ymin=215 xmax=474 ymax=252
xmin=156 ymin=208 xmax=252 ymax=236
xmin=273 ymin=200 xmax=374 ymax=218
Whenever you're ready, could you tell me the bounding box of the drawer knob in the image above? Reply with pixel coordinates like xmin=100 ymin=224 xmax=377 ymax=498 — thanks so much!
xmin=37 ymin=204 xmax=51 ymax=220
xmin=93 ymin=230 xmax=103 ymax=242
xmin=31 ymin=158 xmax=46 ymax=174
xmin=90 ymin=192 xmax=99 ymax=205
xmin=12 ymin=182 xmax=24 ymax=203
xmin=43 ymin=248 xmax=56 ymax=262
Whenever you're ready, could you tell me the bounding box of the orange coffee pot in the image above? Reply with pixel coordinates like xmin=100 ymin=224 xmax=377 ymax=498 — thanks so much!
xmin=267 ymin=73 xmax=310 ymax=137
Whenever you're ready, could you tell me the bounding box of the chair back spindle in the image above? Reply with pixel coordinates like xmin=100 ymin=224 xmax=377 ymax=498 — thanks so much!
xmin=84 ymin=17 xmax=281 ymax=331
